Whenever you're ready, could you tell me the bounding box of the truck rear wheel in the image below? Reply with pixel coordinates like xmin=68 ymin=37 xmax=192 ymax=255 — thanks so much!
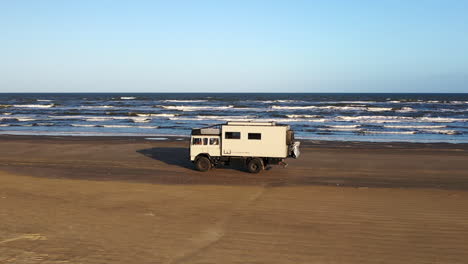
xmin=195 ymin=156 xmax=211 ymax=172
xmin=247 ymin=158 xmax=264 ymax=173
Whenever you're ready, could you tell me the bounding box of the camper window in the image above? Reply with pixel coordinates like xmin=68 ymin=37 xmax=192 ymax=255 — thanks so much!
xmin=248 ymin=133 xmax=261 ymax=140
xmin=203 ymin=138 xmax=208 ymax=145
xmin=225 ymin=132 xmax=240 ymax=139
xmin=209 ymin=138 xmax=219 ymax=145
xmin=192 ymin=138 xmax=202 ymax=145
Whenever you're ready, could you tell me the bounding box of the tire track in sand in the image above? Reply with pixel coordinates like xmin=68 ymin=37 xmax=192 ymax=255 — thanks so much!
xmin=0 ymin=234 xmax=47 ymax=245
xmin=169 ymin=185 xmax=267 ymax=264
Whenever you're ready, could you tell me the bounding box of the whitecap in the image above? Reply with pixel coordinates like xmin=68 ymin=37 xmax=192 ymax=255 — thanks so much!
xmin=419 ymin=117 xmax=468 ymax=123
xmin=161 ymin=105 xmax=234 ymax=111
xmin=327 ymin=125 xmax=360 ymax=128
xmin=253 ymin=100 xmax=275 ymax=103
xmin=437 ymin=108 xmax=468 ymax=113
xmin=80 ymin=105 xmax=114 ymax=109
xmin=136 ymin=113 xmax=176 ymax=117
xmin=17 ymin=118 xmax=36 ymax=122
xmin=86 ymin=118 xmax=110 ymax=122
xmin=34 ymin=123 xmax=54 ymax=126
xmin=164 ymin=99 xmax=208 ymax=103
xmin=335 ymin=116 xmax=414 ymax=122
xmin=384 ymin=125 xmax=446 ymax=129
xmin=272 ymin=105 xmax=392 ymax=112
xmin=275 ymin=100 xmax=305 ymax=103
xmin=367 ymin=107 xmax=393 ymax=112
xmin=271 ymin=105 xmax=317 ymax=110
xmin=272 ymin=105 xmax=364 ymax=111
xmin=362 ymin=131 xmax=417 ymax=135
xmin=395 ymin=107 xmax=415 ymax=113
xmin=337 ymin=116 xmax=467 ymax=124
xmin=71 ymin=124 xmax=98 ymax=127
xmin=101 ymin=125 xmax=134 ymax=128
xmin=131 ymin=117 xmax=151 ymax=123
xmin=286 ymin=114 xmax=322 ymax=118
xmin=48 ymin=115 xmax=88 ymax=119
xmin=327 ymin=101 xmax=377 ymax=104
xmin=13 ymin=104 xmax=55 ymax=108
xmin=0 ymin=116 xmax=17 ymax=120
xmin=420 ymin=129 xmax=460 ymax=135
xmin=319 ymin=127 xmax=362 ymax=132
xmin=121 ymin=97 xmax=136 ymax=100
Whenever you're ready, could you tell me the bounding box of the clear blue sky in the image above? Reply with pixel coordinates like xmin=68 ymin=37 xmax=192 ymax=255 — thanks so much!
xmin=1 ymin=0 xmax=467 ymax=93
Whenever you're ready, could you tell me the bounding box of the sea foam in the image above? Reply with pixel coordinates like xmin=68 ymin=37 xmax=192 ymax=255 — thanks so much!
xmin=13 ymin=104 xmax=55 ymax=108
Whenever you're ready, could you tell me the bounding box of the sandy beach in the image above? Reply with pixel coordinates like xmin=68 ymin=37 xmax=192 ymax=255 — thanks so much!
xmin=1 ymin=135 xmax=468 ymax=264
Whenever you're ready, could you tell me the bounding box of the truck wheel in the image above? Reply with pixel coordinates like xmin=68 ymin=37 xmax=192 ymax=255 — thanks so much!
xmin=247 ymin=158 xmax=263 ymax=173
xmin=195 ymin=156 xmax=211 ymax=172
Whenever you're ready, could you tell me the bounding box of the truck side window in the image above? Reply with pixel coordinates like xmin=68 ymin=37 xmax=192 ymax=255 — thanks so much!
xmin=203 ymin=138 xmax=208 ymax=145
xmin=192 ymin=138 xmax=202 ymax=145
xmin=248 ymin=133 xmax=261 ymax=140
xmin=210 ymin=138 xmax=219 ymax=145
xmin=225 ymin=132 xmax=240 ymax=139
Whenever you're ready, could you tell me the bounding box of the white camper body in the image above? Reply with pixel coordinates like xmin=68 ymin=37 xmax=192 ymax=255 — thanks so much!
xmin=190 ymin=121 xmax=300 ymax=173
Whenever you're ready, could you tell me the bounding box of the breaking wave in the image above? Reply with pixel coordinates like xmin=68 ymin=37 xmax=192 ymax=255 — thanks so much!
xmin=384 ymin=125 xmax=447 ymax=129
xmin=418 ymin=117 xmax=468 ymax=123
xmin=286 ymin=114 xmax=323 ymax=118
xmin=80 ymin=105 xmax=114 ymax=109
xmin=101 ymin=125 xmax=134 ymax=128
xmin=13 ymin=104 xmax=55 ymax=108
xmin=271 ymin=105 xmax=393 ymax=111
xmin=136 ymin=113 xmax=177 ymax=117
xmin=160 ymin=105 xmax=234 ymax=111
xmin=131 ymin=117 xmax=151 ymax=123
xmin=162 ymin=100 xmax=209 ymax=103
xmin=362 ymin=131 xmax=417 ymax=135
xmin=420 ymin=129 xmax=460 ymax=135
xmin=71 ymin=124 xmax=98 ymax=127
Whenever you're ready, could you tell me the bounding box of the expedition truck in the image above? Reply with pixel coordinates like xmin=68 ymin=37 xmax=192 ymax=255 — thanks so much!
xmin=190 ymin=121 xmax=300 ymax=173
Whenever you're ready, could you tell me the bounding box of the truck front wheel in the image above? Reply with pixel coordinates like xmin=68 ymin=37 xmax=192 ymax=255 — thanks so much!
xmin=247 ymin=158 xmax=264 ymax=173
xmin=195 ymin=156 xmax=211 ymax=172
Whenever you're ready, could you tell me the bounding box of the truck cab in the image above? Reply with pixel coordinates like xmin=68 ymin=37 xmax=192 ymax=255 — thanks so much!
xmin=190 ymin=135 xmax=221 ymax=159
xmin=190 ymin=121 xmax=300 ymax=173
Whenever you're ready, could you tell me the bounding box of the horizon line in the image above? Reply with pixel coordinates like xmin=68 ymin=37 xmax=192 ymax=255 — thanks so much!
xmin=1 ymin=92 xmax=467 ymax=94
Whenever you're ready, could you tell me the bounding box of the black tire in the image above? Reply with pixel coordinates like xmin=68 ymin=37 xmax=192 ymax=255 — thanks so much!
xmin=195 ymin=156 xmax=211 ymax=172
xmin=247 ymin=158 xmax=263 ymax=174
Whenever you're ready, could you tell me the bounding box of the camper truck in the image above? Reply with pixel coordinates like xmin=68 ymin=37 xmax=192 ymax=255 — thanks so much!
xmin=190 ymin=121 xmax=300 ymax=173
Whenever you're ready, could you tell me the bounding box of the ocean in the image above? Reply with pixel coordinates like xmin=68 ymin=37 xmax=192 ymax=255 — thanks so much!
xmin=0 ymin=93 xmax=467 ymax=143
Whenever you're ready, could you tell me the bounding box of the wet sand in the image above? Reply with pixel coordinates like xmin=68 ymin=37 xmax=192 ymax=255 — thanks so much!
xmin=1 ymin=135 xmax=468 ymax=264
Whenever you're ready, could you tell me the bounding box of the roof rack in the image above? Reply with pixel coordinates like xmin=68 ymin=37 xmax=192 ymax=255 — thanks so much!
xmin=226 ymin=121 xmax=276 ymax=126
xmin=191 ymin=127 xmax=220 ymax=135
